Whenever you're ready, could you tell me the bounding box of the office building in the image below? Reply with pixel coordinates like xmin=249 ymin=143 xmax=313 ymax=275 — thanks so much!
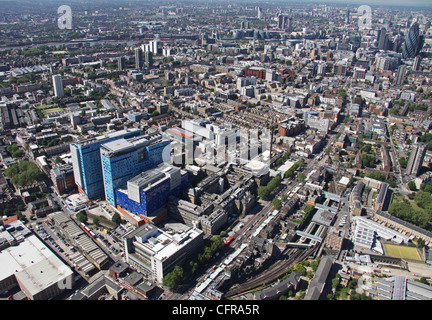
xmin=413 ymin=55 xmax=421 ymax=71
xmin=257 ymin=7 xmax=263 ymax=19
xmin=118 ymin=56 xmax=126 ymax=71
xmin=378 ymin=28 xmax=389 ymax=51
xmin=100 ymin=131 xmax=171 ymax=206
xmin=395 ymin=65 xmax=407 ymax=85
xmin=375 ymin=52 xmax=401 ymax=72
xmin=123 ymin=222 xmax=203 ymax=283
xmin=144 ymin=51 xmax=153 ymax=68
xmin=405 ymin=142 xmax=427 ymax=176
xmin=402 ymin=22 xmax=424 ymax=59
xmin=135 ymin=47 xmax=143 ymax=69
xmin=50 ymin=163 xmax=76 ymax=195
xmin=70 ymin=128 xmax=142 ymax=199
xmin=52 ymin=74 xmax=64 ymax=97
xmin=168 ymin=198 xmax=228 ymax=236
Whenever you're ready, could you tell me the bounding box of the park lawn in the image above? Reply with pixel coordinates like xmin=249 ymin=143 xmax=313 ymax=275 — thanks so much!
xmin=391 ymin=193 xmax=426 ymax=215
xmin=383 ymin=243 xmax=422 ymax=261
xmin=409 ymin=199 xmax=425 ymax=212
xmin=43 ymin=107 xmax=64 ymax=115
xmin=391 ymin=192 xmax=405 ymax=204
xmin=36 ymin=104 xmax=56 ymax=110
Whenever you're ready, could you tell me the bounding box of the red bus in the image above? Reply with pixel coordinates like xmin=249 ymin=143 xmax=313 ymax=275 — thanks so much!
xmin=224 ymin=236 xmax=234 ymax=245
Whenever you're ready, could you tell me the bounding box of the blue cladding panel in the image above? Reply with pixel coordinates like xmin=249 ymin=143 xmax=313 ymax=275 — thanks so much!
xmin=115 ymin=171 xmax=188 ymax=217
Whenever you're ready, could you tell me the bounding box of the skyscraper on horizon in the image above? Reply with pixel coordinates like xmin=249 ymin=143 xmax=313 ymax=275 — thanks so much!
xmin=378 ymin=28 xmax=389 ymax=51
xmin=145 ymin=51 xmax=153 ymax=69
xmin=413 ymin=55 xmax=422 ymax=71
xmin=118 ymin=56 xmax=126 ymax=71
xmin=402 ymin=22 xmax=424 ymax=59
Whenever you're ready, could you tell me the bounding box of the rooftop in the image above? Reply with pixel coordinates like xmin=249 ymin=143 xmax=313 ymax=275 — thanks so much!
xmin=0 ymin=234 xmax=73 ymax=297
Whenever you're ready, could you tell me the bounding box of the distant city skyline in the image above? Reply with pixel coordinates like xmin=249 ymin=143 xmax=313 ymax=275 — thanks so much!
xmin=4 ymin=0 xmax=432 ymax=6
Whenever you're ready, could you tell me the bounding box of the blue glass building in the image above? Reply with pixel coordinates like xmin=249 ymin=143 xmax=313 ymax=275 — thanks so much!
xmin=115 ymin=163 xmax=189 ymax=218
xmin=100 ymin=131 xmax=171 ymax=207
xmin=70 ymin=128 xmax=142 ymax=199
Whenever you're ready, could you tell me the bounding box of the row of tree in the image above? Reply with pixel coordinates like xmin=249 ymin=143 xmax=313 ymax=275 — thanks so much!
xmin=162 ymin=235 xmax=225 ymax=289
xmin=283 ymin=158 xmax=305 ymax=179
xmin=258 ymin=174 xmax=282 ymax=201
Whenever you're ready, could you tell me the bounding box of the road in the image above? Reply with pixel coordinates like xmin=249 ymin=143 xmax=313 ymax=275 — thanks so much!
xmin=386 ymin=122 xmax=410 ymax=194
xmin=181 ymin=123 xmax=346 ymax=298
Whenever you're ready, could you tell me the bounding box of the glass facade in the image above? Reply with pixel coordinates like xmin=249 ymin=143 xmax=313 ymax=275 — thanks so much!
xmin=402 ymin=22 xmax=424 ymax=59
xmin=101 ymin=137 xmax=171 ymax=206
xmin=70 ymin=129 xmax=142 ymax=199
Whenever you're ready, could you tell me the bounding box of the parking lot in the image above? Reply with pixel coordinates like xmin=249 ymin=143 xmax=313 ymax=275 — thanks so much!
xmin=34 ymin=221 xmax=98 ymax=276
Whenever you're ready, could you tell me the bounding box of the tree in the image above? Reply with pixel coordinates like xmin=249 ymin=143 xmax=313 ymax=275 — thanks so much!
xmin=414 ymin=191 xmax=432 ymax=209
xmin=162 ymin=266 xmax=185 ymax=289
xmin=298 ymin=172 xmax=306 ymax=183
xmin=338 ymin=88 xmax=347 ymax=100
xmin=93 ymin=217 xmax=100 ymax=227
xmin=332 ymin=274 xmax=340 ymax=289
xmin=272 ymin=198 xmax=282 ymax=210
xmin=112 ymin=212 xmax=121 ymax=225
xmin=258 ymin=186 xmax=271 ymax=200
xmin=76 ymin=210 xmax=87 ymax=223
xmin=304 ymin=205 xmax=314 ymax=215
xmin=4 ymin=161 xmax=45 ymax=187
xmin=293 ymin=263 xmax=306 ymax=276
xmin=408 ymin=181 xmax=417 ymax=191
xmin=55 ymin=156 xmax=64 ymax=164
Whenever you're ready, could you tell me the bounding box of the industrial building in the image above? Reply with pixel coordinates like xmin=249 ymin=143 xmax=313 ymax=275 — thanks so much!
xmin=48 ymin=211 xmax=109 ymax=271
xmin=371 ymin=276 xmax=432 ymax=300
xmin=0 ymin=220 xmax=74 ymax=300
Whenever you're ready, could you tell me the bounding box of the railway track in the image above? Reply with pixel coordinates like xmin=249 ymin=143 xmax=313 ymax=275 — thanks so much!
xmin=225 ymin=245 xmax=317 ymax=298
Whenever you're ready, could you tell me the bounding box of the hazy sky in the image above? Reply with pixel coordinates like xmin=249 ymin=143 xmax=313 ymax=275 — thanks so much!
xmin=286 ymin=0 xmax=432 ymax=7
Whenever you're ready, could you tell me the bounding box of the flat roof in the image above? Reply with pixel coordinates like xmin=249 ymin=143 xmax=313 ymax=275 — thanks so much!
xmin=128 ymin=223 xmax=202 ymax=262
xmin=0 ymin=235 xmax=73 ymax=296
xmin=101 ymin=138 xmax=134 ymax=153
